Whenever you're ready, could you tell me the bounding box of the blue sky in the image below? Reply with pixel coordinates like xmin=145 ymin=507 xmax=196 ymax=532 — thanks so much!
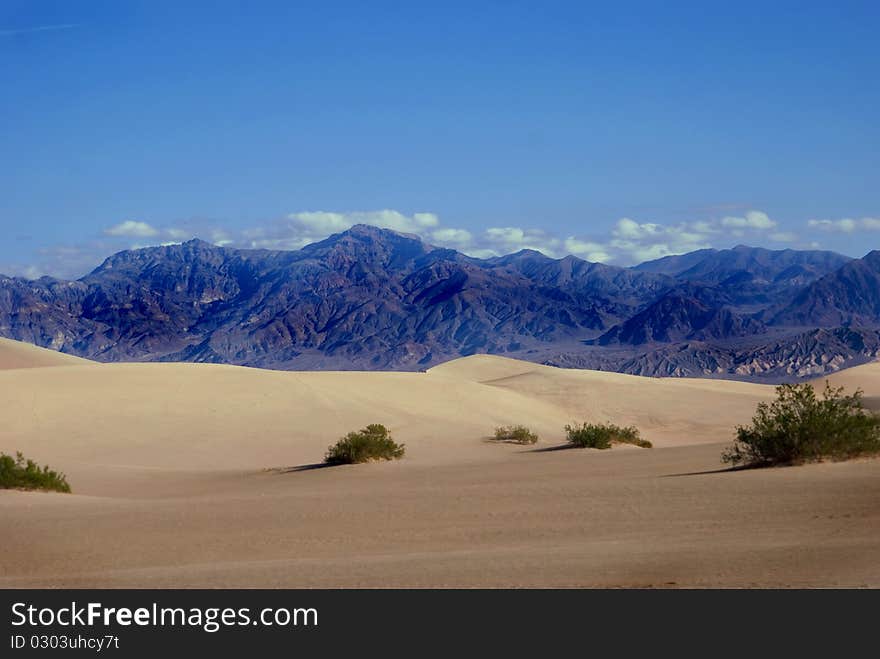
xmin=1 ymin=1 xmax=878 ymax=278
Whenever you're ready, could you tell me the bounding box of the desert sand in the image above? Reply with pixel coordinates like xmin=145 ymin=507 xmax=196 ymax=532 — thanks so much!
xmin=0 ymin=337 xmax=92 ymax=370
xmin=1 ymin=338 xmax=879 ymax=588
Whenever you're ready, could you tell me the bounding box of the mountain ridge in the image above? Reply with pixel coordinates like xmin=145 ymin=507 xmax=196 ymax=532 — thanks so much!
xmin=0 ymin=226 xmax=875 ymax=380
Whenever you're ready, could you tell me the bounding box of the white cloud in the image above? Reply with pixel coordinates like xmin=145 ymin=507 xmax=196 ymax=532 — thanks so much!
xmin=412 ymin=213 xmax=440 ymax=228
xmin=99 ymin=208 xmax=790 ymax=268
xmin=104 ymin=220 xmax=160 ymax=238
xmin=629 ymin=243 xmax=677 ymax=262
xmin=808 ymin=219 xmax=856 ymax=232
xmin=208 ymin=228 xmax=233 ymax=247
xmin=430 ymin=228 xmax=473 ymax=248
xmin=720 ymin=211 xmax=776 ymax=230
xmin=690 ymin=220 xmax=719 ymax=234
xmin=165 ymin=228 xmax=192 ymax=240
xmin=13 ymin=265 xmax=45 ymax=279
xmin=7 ymin=208 xmax=811 ymax=279
xmin=241 ymin=210 xmax=444 ymax=251
xmin=481 ymin=227 xmax=564 ymax=255
xmin=580 ymin=210 xmax=789 ymax=264
xmin=613 ymin=218 xmax=664 ymax=240
xmin=807 ymin=217 xmax=880 ymax=233
xmin=292 ymin=209 xmax=438 ymax=235
xmin=606 ymin=218 xmax=713 ymax=263
xmin=563 ymin=238 xmax=611 ymax=263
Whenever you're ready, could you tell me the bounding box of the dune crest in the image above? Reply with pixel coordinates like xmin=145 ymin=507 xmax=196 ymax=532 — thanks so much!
xmin=0 ymin=337 xmax=94 ymax=370
xmin=0 ymin=343 xmax=786 ymax=498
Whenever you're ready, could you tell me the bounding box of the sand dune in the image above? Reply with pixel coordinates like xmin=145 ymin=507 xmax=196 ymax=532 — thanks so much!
xmin=1 ymin=352 xmax=773 ymax=486
xmin=433 ymin=355 xmax=773 ymax=446
xmin=1 ymin=339 xmax=879 ymax=588
xmin=0 ymin=337 xmax=92 ymax=370
xmin=819 ymin=360 xmax=880 ymax=392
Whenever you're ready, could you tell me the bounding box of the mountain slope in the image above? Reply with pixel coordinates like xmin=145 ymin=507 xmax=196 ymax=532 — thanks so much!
xmin=0 ymin=226 xmax=669 ymax=370
xmin=1 ymin=230 xmax=875 ymax=379
xmin=635 ymin=245 xmax=850 ymax=283
xmin=767 ymin=250 xmax=880 ymax=326
xmin=634 ymin=245 xmax=852 ymax=308
xmin=548 ymin=327 xmax=880 ymax=381
xmin=595 ymin=284 xmax=763 ymax=345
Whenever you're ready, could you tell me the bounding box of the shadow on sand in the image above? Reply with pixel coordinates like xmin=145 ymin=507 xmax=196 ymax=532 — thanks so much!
xmin=516 ymin=439 xmax=766 ymax=477
xmin=272 ymin=462 xmax=337 ymax=474
xmin=661 ymin=464 xmax=762 ymax=478
xmin=523 ymin=443 xmax=580 ymax=454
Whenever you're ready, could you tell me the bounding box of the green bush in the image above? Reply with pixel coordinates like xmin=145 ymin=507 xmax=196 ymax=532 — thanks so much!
xmin=722 ymin=382 xmax=880 ymax=468
xmin=564 ymin=422 xmax=652 ymax=449
xmin=0 ymin=452 xmax=71 ymax=493
xmin=324 ymin=424 xmax=405 ymax=465
xmin=492 ymin=425 xmax=539 ymax=444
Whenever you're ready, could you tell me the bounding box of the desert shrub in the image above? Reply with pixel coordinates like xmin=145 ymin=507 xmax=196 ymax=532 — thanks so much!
xmin=324 ymin=424 xmax=405 ymax=465
xmin=564 ymin=422 xmax=652 ymax=449
xmin=0 ymin=452 xmax=71 ymax=493
xmin=722 ymin=382 xmax=880 ymax=468
xmin=492 ymin=425 xmax=539 ymax=444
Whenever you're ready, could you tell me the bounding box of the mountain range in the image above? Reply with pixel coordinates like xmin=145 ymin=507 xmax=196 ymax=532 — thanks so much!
xmin=1 ymin=224 xmax=878 ymax=381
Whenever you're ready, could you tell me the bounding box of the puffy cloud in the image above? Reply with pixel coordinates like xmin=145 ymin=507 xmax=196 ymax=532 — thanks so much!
xmin=482 ymin=227 xmax=562 ymax=254
xmin=807 ymin=217 xmax=880 ymax=233
xmin=8 ymin=208 xmax=808 ymax=279
xmin=104 ymin=220 xmax=160 ymax=238
xmin=430 ymin=228 xmax=473 ymax=248
xmin=720 ymin=211 xmax=776 ymax=230
xmin=412 ymin=213 xmax=440 ymax=228
xmin=613 ymin=218 xmax=664 ymax=240
xmin=242 ymin=210 xmax=443 ymax=251
xmin=690 ymin=220 xmax=720 ymax=234
xmin=563 ymin=238 xmax=611 ymax=263
xmin=208 ymin=228 xmax=234 ymax=247
xmin=808 ymin=219 xmax=856 ymax=233
xmin=598 ymin=210 xmax=790 ymax=265
xmin=291 ymin=209 xmax=438 ymax=235
xmin=96 ymin=208 xmax=789 ymax=267
xmin=165 ymin=228 xmax=192 ymax=240
xmin=606 ymin=218 xmax=713 ymax=264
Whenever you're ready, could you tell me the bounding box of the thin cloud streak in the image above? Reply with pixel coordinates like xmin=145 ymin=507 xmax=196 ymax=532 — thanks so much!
xmin=0 ymin=23 xmax=80 ymax=37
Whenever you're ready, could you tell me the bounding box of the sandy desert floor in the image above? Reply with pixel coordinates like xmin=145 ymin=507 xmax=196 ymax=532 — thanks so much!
xmin=1 ymin=337 xmax=879 ymax=588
